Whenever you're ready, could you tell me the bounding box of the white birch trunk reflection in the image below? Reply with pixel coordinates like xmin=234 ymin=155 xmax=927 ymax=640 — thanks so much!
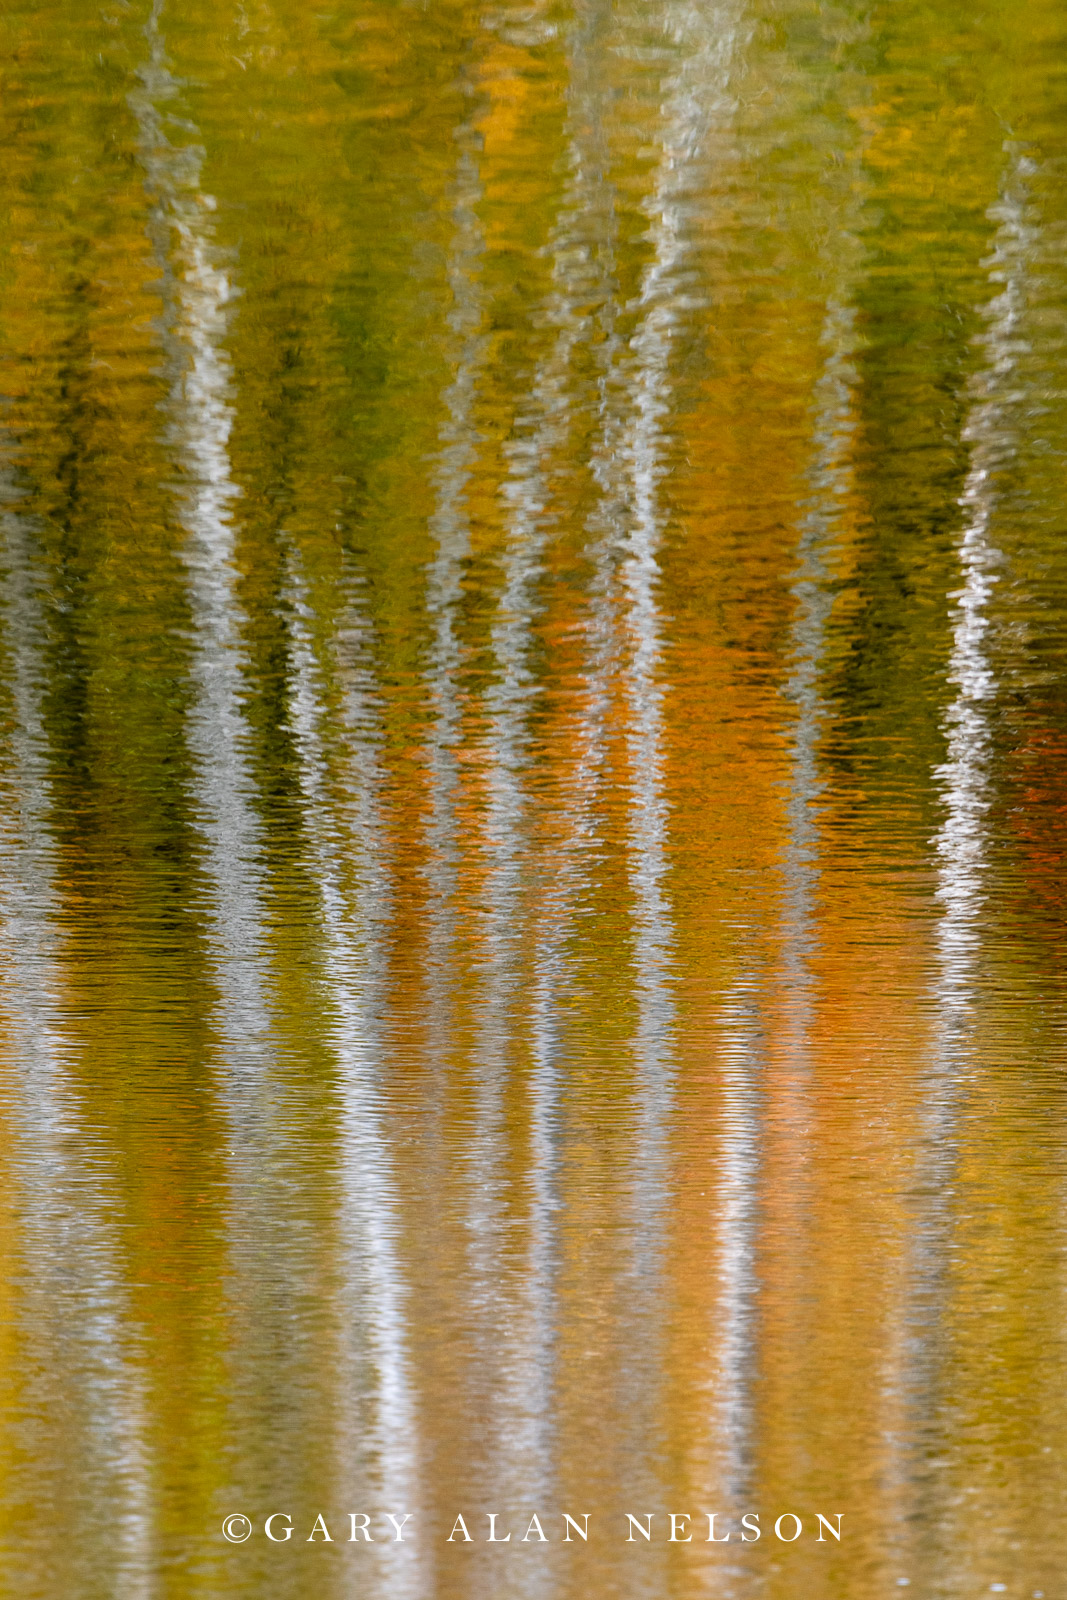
xmin=130 ymin=0 xmax=269 ymax=1066
xmin=282 ymin=545 xmax=424 ymax=1598
xmin=780 ymin=300 xmax=856 ymax=1062
xmin=590 ymin=0 xmax=743 ymax=1510
xmin=713 ymin=965 xmax=763 ymax=1505
xmin=130 ymin=1 xmax=305 ymax=1521
xmin=474 ymin=6 xmax=621 ymax=1547
xmin=770 ymin=293 xmax=857 ymax=1497
xmin=0 ymin=495 xmax=152 ymax=1598
xmin=421 ymin=121 xmax=498 ymax=1358
xmin=424 ymin=127 xmax=485 ymax=1033
xmin=910 ymin=146 xmax=1035 ymax=1577
xmin=934 ymin=163 xmax=1031 ymax=1031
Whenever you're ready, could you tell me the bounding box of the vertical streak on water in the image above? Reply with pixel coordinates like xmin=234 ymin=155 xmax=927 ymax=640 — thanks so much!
xmin=129 ymin=1 xmax=278 ymax=1513
xmin=710 ymin=304 xmax=854 ymax=1525
xmin=0 ymin=494 xmax=152 ymax=1597
xmin=603 ymin=0 xmax=740 ymax=1470
xmin=423 ymin=120 xmax=485 ymax=1203
xmin=765 ymin=293 xmax=857 ymax=1537
xmin=130 ymin=4 xmax=269 ymax=1069
xmin=934 ymin=164 xmax=1029 ymax=1048
xmin=282 ymin=548 xmax=424 ymax=1598
xmin=478 ymin=0 xmax=619 ymax=1545
xmin=418 ymin=95 xmax=537 ymax=1553
xmin=713 ymin=963 xmax=763 ymax=1505
xmin=425 ymin=127 xmax=484 ymax=1004
xmin=910 ymin=148 xmax=1033 ymax=1571
xmin=780 ymin=300 xmax=856 ymax=1062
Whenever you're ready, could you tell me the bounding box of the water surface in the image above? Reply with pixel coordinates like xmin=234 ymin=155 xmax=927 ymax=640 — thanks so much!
xmin=2 ymin=1 xmax=1067 ymax=1596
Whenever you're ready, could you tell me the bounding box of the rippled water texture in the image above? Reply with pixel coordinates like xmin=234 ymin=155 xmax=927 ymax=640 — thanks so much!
xmin=2 ymin=1 xmax=1067 ymax=1595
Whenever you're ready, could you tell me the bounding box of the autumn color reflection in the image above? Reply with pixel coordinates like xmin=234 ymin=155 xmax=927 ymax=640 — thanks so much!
xmin=1 ymin=2 xmax=1067 ymax=1598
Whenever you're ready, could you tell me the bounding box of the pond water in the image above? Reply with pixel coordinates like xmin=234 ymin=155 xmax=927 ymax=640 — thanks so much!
xmin=2 ymin=1 xmax=1067 ymax=1596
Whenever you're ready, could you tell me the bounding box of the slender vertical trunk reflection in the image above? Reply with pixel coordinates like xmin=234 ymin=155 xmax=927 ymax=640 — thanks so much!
xmin=421 ymin=125 xmax=498 ymax=1371
xmin=425 ymin=129 xmax=485 ymax=1026
xmin=594 ymin=0 xmax=741 ymax=1493
xmin=912 ymin=146 xmax=1034 ymax=1569
xmin=478 ymin=0 xmax=620 ymax=1542
xmin=419 ymin=101 xmax=523 ymax=1553
xmin=713 ymin=965 xmax=763 ymax=1503
xmin=283 ymin=546 xmax=423 ymax=1596
xmin=129 ymin=4 xmax=291 ymax=1528
xmin=780 ymin=300 xmax=856 ymax=1058
xmin=131 ymin=3 xmax=269 ymax=1064
xmin=0 ymin=494 xmax=152 ymax=1598
xmin=934 ymin=164 xmax=1030 ymax=1035
xmin=772 ymin=289 xmax=857 ymax=1463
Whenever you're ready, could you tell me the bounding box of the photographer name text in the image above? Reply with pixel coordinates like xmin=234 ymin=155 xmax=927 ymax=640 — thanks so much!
xmin=221 ymin=1510 xmax=842 ymax=1546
